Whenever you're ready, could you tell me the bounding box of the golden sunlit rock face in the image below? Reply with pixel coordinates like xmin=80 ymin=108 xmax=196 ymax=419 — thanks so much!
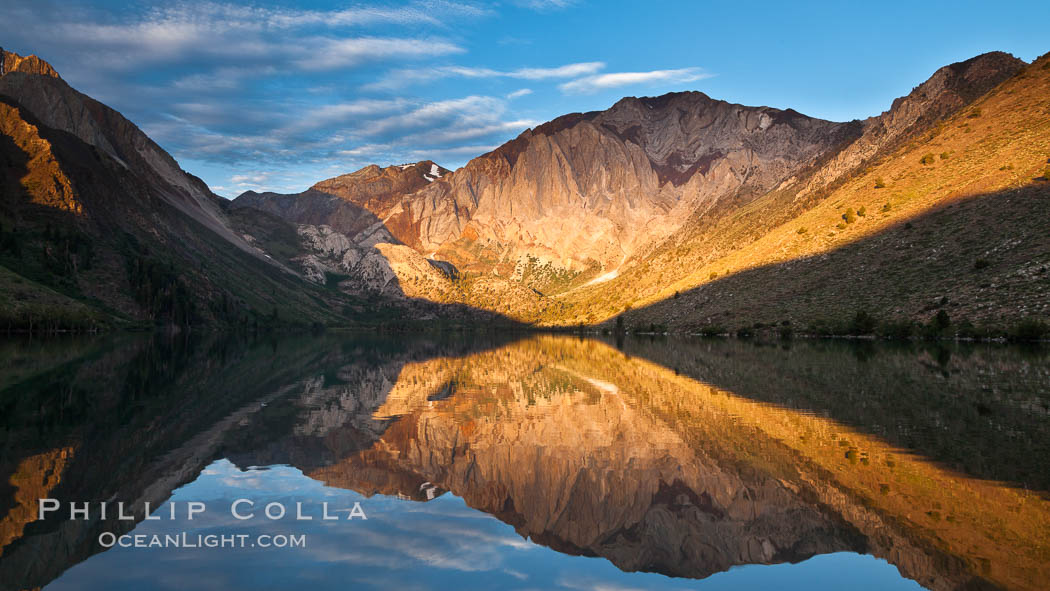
xmin=0 ymin=49 xmax=60 ymax=79
xmin=0 ymin=103 xmax=80 ymax=215
xmin=310 ymin=337 xmax=1050 ymax=589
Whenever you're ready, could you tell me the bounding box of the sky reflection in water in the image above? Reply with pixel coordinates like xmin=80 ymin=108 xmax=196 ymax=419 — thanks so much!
xmin=48 ymin=460 xmax=920 ymax=591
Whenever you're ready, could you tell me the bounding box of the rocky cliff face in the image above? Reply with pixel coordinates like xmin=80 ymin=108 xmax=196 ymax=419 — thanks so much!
xmin=406 ymin=93 xmax=854 ymax=277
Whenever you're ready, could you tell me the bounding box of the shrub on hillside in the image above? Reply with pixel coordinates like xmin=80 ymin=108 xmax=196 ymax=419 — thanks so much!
xmin=955 ymin=319 xmax=995 ymax=340
xmin=848 ymin=310 xmax=878 ymax=335
xmin=1009 ymin=319 xmax=1048 ymax=341
xmin=807 ymin=321 xmax=840 ymax=337
xmin=857 ymin=206 xmax=867 ymax=217
xmin=881 ymin=203 xmax=892 ymax=213
xmin=973 ymin=258 xmax=990 ymax=270
xmin=1043 ymin=165 xmax=1050 ymax=180
xmin=922 ymin=309 xmax=952 ymax=339
xmin=920 ymin=153 xmax=936 ymax=165
xmin=939 ymin=152 xmax=950 ymax=160
xmin=842 ymin=208 xmax=856 ymax=224
xmin=878 ymin=319 xmax=916 ymax=340
xmin=874 ymin=177 xmax=886 ymax=189
xmin=797 ymin=227 xmax=807 ymax=234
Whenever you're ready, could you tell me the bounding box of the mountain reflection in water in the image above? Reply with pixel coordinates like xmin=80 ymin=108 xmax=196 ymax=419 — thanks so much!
xmin=0 ymin=334 xmax=1047 ymax=591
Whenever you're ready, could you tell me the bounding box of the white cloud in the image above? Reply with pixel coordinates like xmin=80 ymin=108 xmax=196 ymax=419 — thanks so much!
xmin=507 ymin=88 xmax=533 ymax=99
xmin=514 ymin=0 xmax=578 ymax=11
xmin=559 ymin=67 xmax=713 ymax=94
xmin=360 ymin=95 xmax=508 ymax=137
xmin=171 ymin=66 xmax=276 ymax=92
xmin=299 ymin=37 xmax=465 ymax=71
xmin=365 ymin=62 xmax=604 ymax=91
xmin=284 ymin=99 xmax=411 ymax=133
xmin=512 ymin=63 xmax=603 ymax=79
xmin=231 ymin=172 xmax=272 ymax=185
xmin=14 ymin=2 xmax=468 ymax=73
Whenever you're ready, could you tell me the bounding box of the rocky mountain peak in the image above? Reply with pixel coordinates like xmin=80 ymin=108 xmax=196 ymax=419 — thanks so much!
xmin=885 ymin=51 xmax=1024 ymax=121
xmin=0 ymin=47 xmax=60 ymax=79
xmin=797 ymin=50 xmax=1026 ymax=198
xmin=309 ymin=160 xmax=449 ymax=210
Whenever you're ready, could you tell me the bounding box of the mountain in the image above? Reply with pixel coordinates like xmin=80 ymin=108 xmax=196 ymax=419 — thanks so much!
xmin=237 ymin=95 xmax=858 ymax=280
xmin=233 ymin=94 xmax=862 ymax=316
xmin=233 ymin=50 xmax=1046 ymax=334
xmin=233 ymin=161 xmax=450 ymax=246
xmin=0 ymin=48 xmax=504 ymax=331
xmin=3 ymin=45 xmax=1045 ymax=334
xmin=606 ymin=51 xmax=1049 ymax=335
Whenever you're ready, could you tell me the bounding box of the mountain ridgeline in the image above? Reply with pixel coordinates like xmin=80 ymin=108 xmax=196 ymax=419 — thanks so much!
xmin=0 ymin=48 xmax=507 ymax=331
xmin=2 ymin=46 xmax=1048 ymax=333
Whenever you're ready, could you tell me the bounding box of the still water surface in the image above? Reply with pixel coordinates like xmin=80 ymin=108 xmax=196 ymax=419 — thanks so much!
xmin=0 ymin=334 xmax=1047 ymax=590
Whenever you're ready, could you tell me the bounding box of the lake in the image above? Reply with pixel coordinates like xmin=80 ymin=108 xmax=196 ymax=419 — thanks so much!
xmin=0 ymin=333 xmax=1047 ymax=590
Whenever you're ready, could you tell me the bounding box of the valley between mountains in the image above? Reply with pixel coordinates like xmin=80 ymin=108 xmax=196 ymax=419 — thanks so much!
xmin=1 ymin=47 xmax=1048 ymax=335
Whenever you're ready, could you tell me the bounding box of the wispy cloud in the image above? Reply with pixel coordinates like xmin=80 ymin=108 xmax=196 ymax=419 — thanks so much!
xmin=0 ymin=0 xmax=708 ymax=196
xmin=365 ymin=62 xmax=604 ymax=90
xmin=559 ymin=68 xmax=713 ymax=94
xmin=298 ymin=38 xmax=465 ymax=71
xmin=282 ymin=99 xmax=412 ymax=134
xmin=361 ymin=96 xmax=511 ymax=137
xmin=514 ymin=0 xmax=579 ymax=11
xmin=3 ymin=2 xmax=469 ymax=73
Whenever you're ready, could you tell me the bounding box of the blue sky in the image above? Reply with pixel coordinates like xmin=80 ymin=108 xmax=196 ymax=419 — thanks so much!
xmin=1 ymin=0 xmax=1047 ymax=196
